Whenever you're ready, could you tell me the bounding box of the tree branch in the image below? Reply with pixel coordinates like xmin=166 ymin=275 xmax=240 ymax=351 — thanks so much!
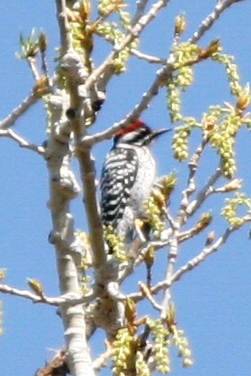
xmin=160 ymin=228 xmax=179 ymax=319
xmin=46 ymin=85 xmax=94 ymax=376
xmin=131 ymin=48 xmax=165 ymax=64
xmin=0 ymin=129 xmax=45 ymax=155
xmin=190 ymin=0 xmax=245 ymax=44
xmin=83 ymin=0 xmax=171 ymax=92
xmin=185 ymin=167 xmax=222 ymax=216
xmin=93 ymin=348 xmax=114 ymax=371
xmin=56 ymin=0 xmax=107 ymax=270
xmin=0 ymin=282 xmax=94 ymax=306
xmin=128 ymin=216 xmax=251 ymax=304
xmin=0 ymin=92 xmax=38 ymax=130
xmin=153 ymin=220 xmax=251 ymax=295
xmin=81 ymin=59 xmax=174 ymax=147
xmin=138 ymin=282 xmax=162 ymax=312
xmin=131 ymin=0 xmax=149 ymax=26
xmin=55 ymin=0 xmax=72 ymax=52
xmin=177 ymin=139 xmax=208 ymax=225
xmin=0 ymin=283 xmax=56 ymax=305
xmin=81 ymin=0 xmax=245 ymax=147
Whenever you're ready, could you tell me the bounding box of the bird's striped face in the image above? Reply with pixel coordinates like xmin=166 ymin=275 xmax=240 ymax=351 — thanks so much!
xmin=113 ymin=120 xmax=170 ymax=147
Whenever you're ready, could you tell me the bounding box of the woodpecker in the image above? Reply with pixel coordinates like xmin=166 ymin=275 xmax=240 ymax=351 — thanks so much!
xmin=100 ymin=120 xmax=169 ymax=253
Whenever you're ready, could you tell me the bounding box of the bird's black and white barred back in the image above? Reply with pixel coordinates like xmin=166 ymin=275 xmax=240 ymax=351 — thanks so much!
xmin=100 ymin=147 xmax=138 ymax=230
xmin=100 ymin=120 xmax=169 ymax=253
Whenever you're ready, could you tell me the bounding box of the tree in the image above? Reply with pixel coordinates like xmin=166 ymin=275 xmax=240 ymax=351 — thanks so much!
xmin=1 ymin=0 xmax=251 ymax=375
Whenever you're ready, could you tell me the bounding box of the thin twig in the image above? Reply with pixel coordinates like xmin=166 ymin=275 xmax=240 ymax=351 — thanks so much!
xmin=186 ymin=167 xmax=222 ymax=216
xmin=152 ymin=220 xmax=251 ymax=295
xmin=131 ymin=48 xmax=165 ymax=64
xmin=128 ymin=215 xmax=251 ymax=303
xmin=138 ymin=281 xmax=162 ymax=311
xmin=81 ymin=0 xmax=245 ymax=146
xmin=175 ymin=140 xmax=218 ymax=232
xmin=0 ymin=92 xmax=38 ymax=130
xmin=0 ymin=129 xmax=45 ymax=155
xmin=0 ymin=283 xmax=59 ymax=305
xmin=93 ymin=348 xmax=114 ymax=371
xmin=178 ymin=139 xmax=208 ymax=223
xmin=81 ymin=60 xmax=174 ymax=147
xmin=83 ymin=0 xmax=171 ymax=92
xmin=178 ymin=227 xmax=201 ymax=243
xmin=55 ymin=0 xmax=72 ymax=52
xmin=160 ymin=229 xmax=178 ymax=319
xmin=0 ymin=283 xmax=94 ymax=306
xmin=189 ymin=0 xmax=245 ymax=44
xmin=27 ymin=57 xmax=40 ymax=81
xmin=131 ymin=0 xmax=149 ymax=26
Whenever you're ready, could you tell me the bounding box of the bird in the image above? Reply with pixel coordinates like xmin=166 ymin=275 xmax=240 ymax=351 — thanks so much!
xmin=100 ymin=119 xmax=169 ymax=253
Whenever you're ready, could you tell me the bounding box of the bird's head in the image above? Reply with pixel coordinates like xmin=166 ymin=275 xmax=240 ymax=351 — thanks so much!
xmin=113 ymin=120 xmax=170 ymax=147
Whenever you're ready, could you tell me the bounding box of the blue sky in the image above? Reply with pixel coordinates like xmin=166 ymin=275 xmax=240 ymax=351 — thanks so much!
xmin=0 ymin=1 xmax=251 ymax=375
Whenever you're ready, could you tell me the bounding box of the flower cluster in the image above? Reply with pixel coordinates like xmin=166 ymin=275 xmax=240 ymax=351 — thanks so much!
xmin=144 ymin=195 xmax=166 ymax=238
xmin=209 ymin=111 xmax=242 ymax=178
xmin=112 ymin=327 xmax=136 ymax=376
xmin=202 ymin=105 xmax=223 ymax=135
xmin=103 ymin=225 xmax=127 ymax=261
xmin=147 ymin=318 xmax=171 ymax=373
xmin=144 ymin=174 xmax=177 ymax=237
xmin=202 ymin=97 xmax=251 ymax=178
xmin=171 ymin=326 xmax=193 ymax=367
xmin=166 ymin=42 xmax=199 ymax=123
xmin=97 ymin=0 xmax=126 ymax=16
xmin=212 ymin=52 xmax=241 ymax=97
xmin=172 ymin=118 xmax=198 ymax=161
xmin=135 ymin=351 xmax=150 ymax=376
xmin=221 ymin=192 xmax=251 ymax=228
xmin=96 ymin=21 xmax=138 ymax=74
xmin=146 ymin=310 xmax=193 ymax=373
xmin=166 ymin=82 xmax=182 ymax=122
xmin=172 ymin=42 xmax=199 ymax=69
xmin=167 ymin=305 xmax=193 ymax=368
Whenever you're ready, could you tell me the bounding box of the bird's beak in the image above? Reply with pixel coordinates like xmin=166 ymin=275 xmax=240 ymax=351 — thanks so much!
xmin=151 ymin=128 xmax=172 ymax=140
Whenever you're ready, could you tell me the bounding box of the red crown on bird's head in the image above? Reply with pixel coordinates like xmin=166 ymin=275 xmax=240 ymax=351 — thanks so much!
xmin=115 ymin=120 xmax=146 ymax=137
xmin=113 ymin=119 xmax=170 ymax=146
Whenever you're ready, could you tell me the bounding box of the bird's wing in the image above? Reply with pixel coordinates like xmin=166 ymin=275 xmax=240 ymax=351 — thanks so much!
xmin=100 ymin=147 xmax=138 ymax=229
